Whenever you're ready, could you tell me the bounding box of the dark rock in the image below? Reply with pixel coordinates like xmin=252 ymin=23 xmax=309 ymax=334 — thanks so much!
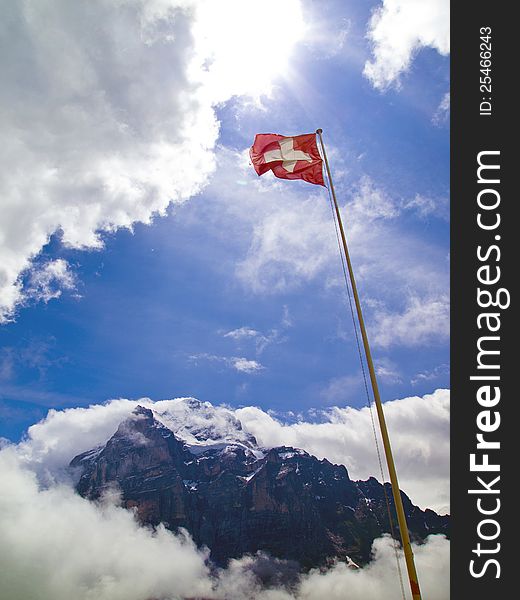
xmin=71 ymin=406 xmax=450 ymax=568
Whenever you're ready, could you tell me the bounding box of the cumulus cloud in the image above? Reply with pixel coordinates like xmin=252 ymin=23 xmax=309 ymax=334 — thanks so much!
xmin=364 ymin=0 xmax=450 ymax=89
xmin=16 ymin=389 xmax=449 ymax=512
xmin=213 ymin=535 xmax=450 ymax=600
xmin=297 ymin=535 xmax=449 ymax=600
xmin=1 ymin=0 xmax=213 ymax=320
xmin=0 ymin=448 xmax=213 ymax=600
xmin=0 ymin=0 xmax=305 ymax=322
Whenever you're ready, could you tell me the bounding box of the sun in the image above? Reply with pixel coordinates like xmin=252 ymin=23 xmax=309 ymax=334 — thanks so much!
xmin=190 ymin=0 xmax=306 ymax=101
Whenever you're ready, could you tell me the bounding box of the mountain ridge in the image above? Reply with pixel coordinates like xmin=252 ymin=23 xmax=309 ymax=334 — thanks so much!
xmin=71 ymin=403 xmax=449 ymax=567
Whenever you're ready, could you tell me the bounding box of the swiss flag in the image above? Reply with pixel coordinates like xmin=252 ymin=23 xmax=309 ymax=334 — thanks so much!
xmin=250 ymin=133 xmax=325 ymax=186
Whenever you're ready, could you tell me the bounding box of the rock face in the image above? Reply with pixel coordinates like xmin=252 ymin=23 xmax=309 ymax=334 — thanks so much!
xmin=71 ymin=404 xmax=449 ymax=567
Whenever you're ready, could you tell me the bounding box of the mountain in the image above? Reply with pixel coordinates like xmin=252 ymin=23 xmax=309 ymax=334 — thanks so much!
xmin=70 ymin=402 xmax=449 ymax=568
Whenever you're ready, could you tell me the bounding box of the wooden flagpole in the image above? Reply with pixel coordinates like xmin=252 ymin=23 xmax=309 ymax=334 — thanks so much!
xmin=316 ymin=128 xmax=422 ymax=600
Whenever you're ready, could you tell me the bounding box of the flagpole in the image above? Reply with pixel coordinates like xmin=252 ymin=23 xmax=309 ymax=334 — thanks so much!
xmin=316 ymin=128 xmax=422 ymax=600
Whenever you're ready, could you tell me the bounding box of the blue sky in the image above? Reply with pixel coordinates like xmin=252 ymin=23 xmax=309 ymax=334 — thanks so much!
xmin=0 ymin=0 xmax=449 ymax=442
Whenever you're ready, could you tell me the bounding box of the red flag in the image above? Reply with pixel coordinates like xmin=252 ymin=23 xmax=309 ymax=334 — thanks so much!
xmin=250 ymin=133 xmax=325 ymax=186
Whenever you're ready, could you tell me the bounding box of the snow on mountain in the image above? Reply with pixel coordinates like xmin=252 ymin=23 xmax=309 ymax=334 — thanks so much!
xmin=146 ymin=398 xmax=263 ymax=457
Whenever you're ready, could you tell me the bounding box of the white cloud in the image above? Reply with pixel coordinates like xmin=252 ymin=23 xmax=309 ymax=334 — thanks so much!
xmin=189 ymin=353 xmax=265 ymax=374
xmin=375 ymin=358 xmax=402 ymax=384
xmin=304 ymin=16 xmax=351 ymax=61
xmin=370 ymin=294 xmax=449 ymax=348
xmin=1 ymin=0 xmax=214 ymax=321
xmin=224 ymin=327 xmax=261 ymax=340
xmin=226 ymin=171 xmax=403 ymax=295
xmin=223 ymin=309 xmax=292 ymax=355
xmin=364 ymin=0 xmax=450 ymax=89
xmin=433 ymin=91 xmax=450 ymax=125
xmin=0 ymin=0 xmax=305 ymax=322
xmin=24 ymin=259 xmax=77 ymax=304
xmin=231 ymin=357 xmax=265 ymax=373
xmin=298 ymin=534 xmax=449 ymax=600
xmin=348 ymin=176 xmax=400 ymax=220
xmin=235 ymin=191 xmax=336 ymax=294
xmin=403 ymin=193 xmax=449 ymax=220
xmin=0 ymin=449 xmax=213 ymax=600
xmin=411 ymin=363 xmax=449 ymax=386
xmin=16 ymin=398 xmax=144 ymax=481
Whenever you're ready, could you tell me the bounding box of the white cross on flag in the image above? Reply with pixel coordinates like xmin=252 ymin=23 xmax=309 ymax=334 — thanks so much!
xmin=250 ymin=133 xmax=325 ymax=186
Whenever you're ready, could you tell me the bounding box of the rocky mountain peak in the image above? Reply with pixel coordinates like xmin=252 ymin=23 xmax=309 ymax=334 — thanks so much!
xmin=70 ymin=407 xmax=450 ymax=568
xmin=147 ymin=398 xmax=260 ymax=456
xmin=132 ymin=404 xmax=155 ymax=418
